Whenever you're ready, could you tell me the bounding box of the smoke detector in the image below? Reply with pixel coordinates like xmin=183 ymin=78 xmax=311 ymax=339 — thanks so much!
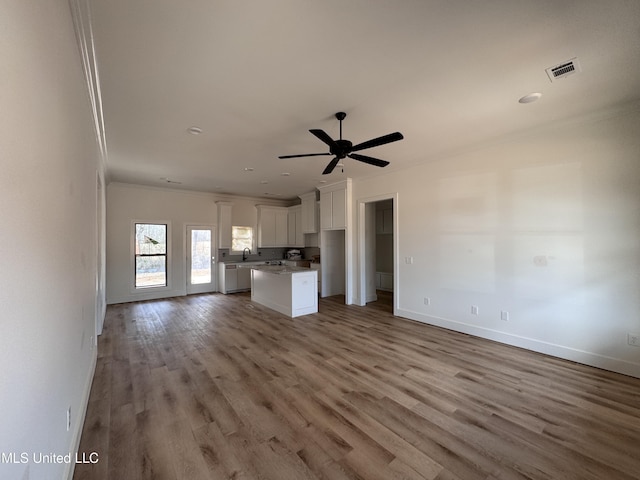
xmin=545 ymin=57 xmax=581 ymax=82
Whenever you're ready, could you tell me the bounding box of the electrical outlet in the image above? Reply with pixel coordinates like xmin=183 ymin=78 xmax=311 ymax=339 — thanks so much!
xmin=471 ymin=305 xmax=479 ymax=315
xmin=628 ymin=333 xmax=640 ymax=347
xmin=501 ymin=310 xmax=509 ymax=321
xmin=405 ymin=256 xmax=414 ymax=264
xmin=66 ymin=407 xmax=71 ymax=431
xmin=424 ymin=297 xmax=430 ymax=306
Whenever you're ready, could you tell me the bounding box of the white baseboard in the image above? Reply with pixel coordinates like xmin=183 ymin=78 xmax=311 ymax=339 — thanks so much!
xmin=63 ymin=348 xmax=97 ymax=480
xmin=397 ymin=307 xmax=640 ymax=379
xmin=107 ymin=289 xmax=186 ymax=305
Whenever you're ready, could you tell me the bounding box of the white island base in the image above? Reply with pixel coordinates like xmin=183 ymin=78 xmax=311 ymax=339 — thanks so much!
xmin=251 ymin=266 xmax=318 ymax=317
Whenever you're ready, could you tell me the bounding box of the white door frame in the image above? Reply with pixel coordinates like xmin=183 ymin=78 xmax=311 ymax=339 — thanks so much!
xmin=186 ymin=225 xmax=217 ymax=294
xmin=356 ymin=193 xmax=398 ymax=314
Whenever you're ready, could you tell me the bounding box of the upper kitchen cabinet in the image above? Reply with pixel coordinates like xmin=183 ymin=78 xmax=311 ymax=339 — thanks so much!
xmin=287 ymin=205 xmax=304 ymax=247
xmin=319 ymin=179 xmax=351 ymax=230
xmin=257 ymin=205 xmax=289 ymax=247
xmin=299 ymin=191 xmax=318 ymax=233
xmin=217 ymin=201 xmax=233 ymax=248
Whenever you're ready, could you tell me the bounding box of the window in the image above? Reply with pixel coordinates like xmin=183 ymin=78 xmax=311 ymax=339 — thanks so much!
xmin=231 ymin=226 xmax=253 ymax=252
xmin=134 ymin=223 xmax=167 ymax=288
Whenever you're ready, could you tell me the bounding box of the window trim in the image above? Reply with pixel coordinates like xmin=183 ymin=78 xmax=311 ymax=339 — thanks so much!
xmin=131 ymin=220 xmax=172 ymax=292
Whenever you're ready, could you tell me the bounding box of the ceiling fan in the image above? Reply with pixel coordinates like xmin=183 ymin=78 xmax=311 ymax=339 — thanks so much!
xmin=279 ymin=112 xmax=404 ymax=175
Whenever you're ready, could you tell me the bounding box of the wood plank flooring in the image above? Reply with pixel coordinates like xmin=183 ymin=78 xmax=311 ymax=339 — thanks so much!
xmin=74 ymin=291 xmax=640 ymax=480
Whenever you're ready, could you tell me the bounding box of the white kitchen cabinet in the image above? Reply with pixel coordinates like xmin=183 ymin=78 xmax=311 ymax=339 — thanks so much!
xmin=304 ymin=201 xmax=320 ymax=247
xmin=296 ymin=210 xmax=304 ymax=246
xmin=217 ymin=202 xmax=233 ymax=248
xmin=299 ymin=191 xmax=318 ymax=233
xmin=310 ymin=262 xmax=322 ymax=295
xmin=257 ymin=205 xmax=289 ymax=247
xmin=319 ymin=180 xmax=349 ymax=230
xmin=305 ymin=232 xmax=319 ymax=248
xmin=251 ymin=267 xmax=318 ymax=317
xmin=276 ymin=210 xmax=288 ymax=246
xmin=237 ymin=266 xmax=251 ymax=290
xmin=219 ymin=263 xmax=253 ymax=293
xmin=331 ymin=188 xmax=346 ymax=228
xmin=320 ymin=192 xmax=333 ymax=230
xmin=287 ymin=205 xmax=303 ymax=247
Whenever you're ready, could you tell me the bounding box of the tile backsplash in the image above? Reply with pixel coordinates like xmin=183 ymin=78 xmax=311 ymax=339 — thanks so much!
xmin=218 ymin=246 xmax=320 ymax=263
xmin=218 ymin=247 xmax=288 ymax=263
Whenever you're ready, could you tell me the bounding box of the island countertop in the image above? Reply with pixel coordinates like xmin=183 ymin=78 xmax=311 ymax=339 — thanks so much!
xmin=248 ymin=265 xmax=310 ymax=275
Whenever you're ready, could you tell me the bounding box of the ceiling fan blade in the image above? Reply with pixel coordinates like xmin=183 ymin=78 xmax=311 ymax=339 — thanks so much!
xmin=348 ymin=153 xmax=390 ymax=168
xmin=322 ymin=157 xmax=341 ymax=175
xmin=351 ymin=132 xmax=404 ymax=152
xmin=310 ymin=129 xmax=338 ymax=148
xmin=278 ymin=153 xmax=332 ymax=159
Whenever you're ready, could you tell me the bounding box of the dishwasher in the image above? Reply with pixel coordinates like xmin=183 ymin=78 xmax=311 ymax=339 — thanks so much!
xmin=221 ymin=263 xmax=252 ymax=294
xmin=223 ymin=264 xmax=237 ymax=293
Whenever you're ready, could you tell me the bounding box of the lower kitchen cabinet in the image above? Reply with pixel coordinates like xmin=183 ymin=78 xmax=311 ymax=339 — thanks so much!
xmin=219 ymin=263 xmax=251 ymax=294
xmin=310 ymin=262 xmax=322 ymax=295
xmin=237 ymin=266 xmax=251 ymax=290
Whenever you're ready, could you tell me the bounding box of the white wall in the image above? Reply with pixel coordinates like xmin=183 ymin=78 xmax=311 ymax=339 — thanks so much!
xmin=353 ymin=105 xmax=640 ymax=378
xmin=0 ymin=1 xmax=102 ymax=479
xmin=106 ymin=184 xmax=217 ymax=303
xmin=106 ymin=183 xmax=288 ymax=304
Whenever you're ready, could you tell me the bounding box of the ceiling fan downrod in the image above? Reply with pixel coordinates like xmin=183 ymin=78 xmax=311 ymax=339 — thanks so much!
xmin=336 ymin=111 xmax=346 ymax=140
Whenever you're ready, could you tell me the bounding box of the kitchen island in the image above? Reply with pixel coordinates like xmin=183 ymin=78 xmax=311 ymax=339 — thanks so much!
xmin=251 ymin=265 xmax=318 ymax=317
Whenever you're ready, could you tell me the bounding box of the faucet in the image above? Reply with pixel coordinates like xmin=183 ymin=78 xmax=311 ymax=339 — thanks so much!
xmin=242 ymin=247 xmax=251 ymax=261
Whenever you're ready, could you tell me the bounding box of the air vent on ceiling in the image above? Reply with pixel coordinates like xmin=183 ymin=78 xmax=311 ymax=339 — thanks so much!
xmin=545 ymin=57 xmax=581 ymax=82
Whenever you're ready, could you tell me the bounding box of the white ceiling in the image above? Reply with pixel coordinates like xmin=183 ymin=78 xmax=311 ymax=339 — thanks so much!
xmin=90 ymin=0 xmax=640 ymax=200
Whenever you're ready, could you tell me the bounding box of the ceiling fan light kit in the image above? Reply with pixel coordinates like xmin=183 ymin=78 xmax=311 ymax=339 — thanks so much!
xmin=279 ymin=112 xmax=404 ymax=175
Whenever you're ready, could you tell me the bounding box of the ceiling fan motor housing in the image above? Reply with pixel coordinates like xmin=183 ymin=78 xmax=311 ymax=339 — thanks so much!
xmin=332 ymin=139 xmax=352 ymax=158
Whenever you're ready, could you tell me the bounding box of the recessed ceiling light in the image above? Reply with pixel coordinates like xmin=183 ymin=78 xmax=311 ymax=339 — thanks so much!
xmin=518 ymin=92 xmax=542 ymax=104
xmin=260 ymin=180 xmax=268 ymax=184
xmin=318 ymin=180 xmax=327 ymax=184
xmin=187 ymin=126 xmax=202 ymax=135
xmin=244 ymin=167 xmax=254 ymax=172
xmin=281 ymin=172 xmax=290 ymax=176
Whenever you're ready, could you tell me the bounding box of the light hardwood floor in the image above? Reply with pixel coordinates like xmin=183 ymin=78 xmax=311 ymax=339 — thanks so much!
xmin=74 ymin=291 xmax=640 ymax=480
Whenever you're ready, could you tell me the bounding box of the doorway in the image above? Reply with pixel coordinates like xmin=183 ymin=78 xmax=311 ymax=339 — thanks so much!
xmin=186 ymin=225 xmax=217 ymax=294
xmin=320 ymin=229 xmax=346 ymax=298
xmin=357 ymin=194 xmax=397 ymax=314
